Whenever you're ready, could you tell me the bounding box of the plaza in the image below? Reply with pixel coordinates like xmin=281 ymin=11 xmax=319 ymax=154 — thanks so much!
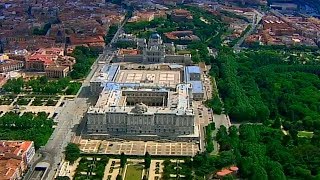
xmin=74 ymin=138 xmax=199 ymax=156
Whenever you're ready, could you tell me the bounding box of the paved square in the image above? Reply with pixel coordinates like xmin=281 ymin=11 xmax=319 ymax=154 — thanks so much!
xmin=76 ymin=138 xmax=199 ymax=156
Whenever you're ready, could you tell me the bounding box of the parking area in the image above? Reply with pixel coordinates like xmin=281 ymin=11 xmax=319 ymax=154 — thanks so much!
xmin=77 ymin=139 xmax=199 ymax=156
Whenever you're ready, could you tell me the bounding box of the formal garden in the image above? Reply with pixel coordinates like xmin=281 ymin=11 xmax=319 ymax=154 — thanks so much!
xmin=73 ymin=156 xmax=109 ymax=180
xmin=162 ymin=160 xmax=192 ymax=180
xmin=0 ymin=95 xmax=16 ymax=105
xmin=2 ymin=76 xmax=81 ymax=95
xmin=31 ymin=96 xmax=60 ymax=106
xmin=63 ymin=145 xmax=185 ymax=180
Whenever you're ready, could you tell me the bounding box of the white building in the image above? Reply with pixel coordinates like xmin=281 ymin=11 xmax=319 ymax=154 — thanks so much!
xmin=87 ymin=64 xmax=202 ymax=141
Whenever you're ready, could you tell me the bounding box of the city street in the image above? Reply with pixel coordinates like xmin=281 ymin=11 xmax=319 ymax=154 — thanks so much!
xmin=24 ymin=17 xmax=126 ymax=180
xmin=233 ymin=9 xmax=264 ymax=51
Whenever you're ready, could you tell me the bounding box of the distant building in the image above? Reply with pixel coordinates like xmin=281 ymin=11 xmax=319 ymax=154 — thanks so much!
xmin=25 ymin=48 xmax=75 ymax=77
xmin=115 ymin=33 xmax=192 ymax=64
xmin=164 ymin=31 xmax=200 ymax=42
xmin=45 ymin=65 xmax=69 ymax=78
xmin=26 ymin=48 xmax=64 ymax=71
xmin=0 ymin=54 xmax=24 ymax=72
xmin=0 ymin=141 xmax=35 ymax=180
xmin=0 ymin=59 xmax=24 ymax=73
xmin=270 ymin=3 xmax=298 ymax=11
xmin=171 ymin=9 xmax=193 ymax=22
xmin=128 ymin=11 xmax=155 ymax=22
xmin=0 ymin=54 xmax=9 ymax=61
xmin=68 ymin=35 xmax=105 ymax=52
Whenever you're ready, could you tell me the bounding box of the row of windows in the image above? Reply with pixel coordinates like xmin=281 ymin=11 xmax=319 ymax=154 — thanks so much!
xmin=89 ymin=119 xmax=193 ymax=126
xmin=90 ymin=129 xmax=192 ymax=135
xmin=124 ymin=92 xmax=167 ymax=97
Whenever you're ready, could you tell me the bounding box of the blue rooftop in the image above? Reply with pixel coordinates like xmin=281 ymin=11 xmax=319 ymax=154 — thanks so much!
xmin=101 ymin=64 xmax=120 ymax=82
xmin=185 ymin=66 xmax=201 ymax=74
xmin=189 ymin=81 xmax=204 ymax=94
xmin=184 ymin=66 xmax=203 ymax=94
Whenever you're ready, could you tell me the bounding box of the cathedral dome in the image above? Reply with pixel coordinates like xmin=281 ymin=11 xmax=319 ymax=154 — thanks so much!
xmin=150 ymin=33 xmax=161 ymax=39
xmin=131 ymin=102 xmax=148 ymax=114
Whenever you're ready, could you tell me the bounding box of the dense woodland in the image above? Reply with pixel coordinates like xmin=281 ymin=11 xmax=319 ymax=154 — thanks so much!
xmin=199 ymin=47 xmax=320 ymax=179
xmin=187 ymin=124 xmax=320 ymax=179
xmin=210 ymin=48 xmax=320 ymax=132
xmin=0 ymin=112 xmax=54 ymax=149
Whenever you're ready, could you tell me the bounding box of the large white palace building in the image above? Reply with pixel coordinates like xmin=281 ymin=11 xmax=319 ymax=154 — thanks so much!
xmin=87 ymin=63 xmax=204 ymax=141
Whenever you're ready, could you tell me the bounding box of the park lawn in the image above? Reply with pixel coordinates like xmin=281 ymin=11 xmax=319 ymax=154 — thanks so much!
xmin=124 ymin=164 xmax=143 ymax=180
xmin=298 ymin=131 xmax=314 ymax=138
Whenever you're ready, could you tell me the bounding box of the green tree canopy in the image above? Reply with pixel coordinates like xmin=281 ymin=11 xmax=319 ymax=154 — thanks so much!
xmin=65 ymin=143 xmax=80 ymax=164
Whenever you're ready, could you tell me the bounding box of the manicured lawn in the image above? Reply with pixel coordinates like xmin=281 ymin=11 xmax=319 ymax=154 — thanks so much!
xmin=124 ymin=164 xmax=143 ymax=180
xmin=298 ymin=131 xmax=314 ymax=138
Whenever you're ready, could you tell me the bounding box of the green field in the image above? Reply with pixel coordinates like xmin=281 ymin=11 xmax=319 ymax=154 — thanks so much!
xmin=298 ymin=131 xmax=314 ymax=138
xmin=124 ymin=164 xmax=143 ymax=180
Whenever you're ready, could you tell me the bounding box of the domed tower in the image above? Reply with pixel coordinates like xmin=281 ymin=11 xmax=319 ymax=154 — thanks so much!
xmin=144 ymin=33 xmax=165 ymax=63
xmin=148 ymin=33 xmax=162 ymax=47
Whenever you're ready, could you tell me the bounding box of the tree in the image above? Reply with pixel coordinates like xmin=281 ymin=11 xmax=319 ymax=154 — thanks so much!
xmin=222 ymin=175 xmax=235 ymax=180
xmin=268 ymin=166 xmax=286 ymax=180
xmin=120 ymin=152 xmax=127 ymax=168
xmin=272 ymin=117 xmax=281 ymax=129
xmin=205 ymin=95 xmax=223 ymax=114
xmin=250 ymin=164 xmax=268 ymax=180
xmin=3 ymin=77 xmax=24 ymax=94
xmin=39 ymin=76 xmax=48 ymax=84
xmin=65 ymin=143 xmax=80 ymax=164
xmin=70 ymin=46 xmax=97 ymax=79
xmin=144 ymin=152 xmax=151 ymax=169
xmin=116 ymin=174 xmax=122 ymax=180
xmin=0 ymin=112 xmax=53 ymax=149
xmin=216 ymin=125 xmax=228 ymax=143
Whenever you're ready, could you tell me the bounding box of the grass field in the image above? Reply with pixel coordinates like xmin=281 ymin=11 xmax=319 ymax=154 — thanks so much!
xmin=298 ymin=131 xmax=314 ymax=138
xmin=124 ymin=164 xmax=143 ymax=180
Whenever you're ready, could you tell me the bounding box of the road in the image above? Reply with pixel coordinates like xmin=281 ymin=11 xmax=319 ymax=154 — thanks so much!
xmin=24 ymin=16 xmax=126 ymax=180
xmin=233 ymin=10 xmax=264 ymax=51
